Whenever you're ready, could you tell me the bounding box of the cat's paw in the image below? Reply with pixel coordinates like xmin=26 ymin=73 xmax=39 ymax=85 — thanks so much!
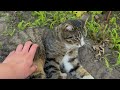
xmin=76 ymin=66 xmax=94 ymax=79
xmin=82 ymin=75 xmax=94 ymax=79
xmin=60 ymin=73 xmax=67 ymax=79
xmin=47 ymin=73 xmax=67 ymax=79
xmin=29 ymin=72 xmax=46 ymax=79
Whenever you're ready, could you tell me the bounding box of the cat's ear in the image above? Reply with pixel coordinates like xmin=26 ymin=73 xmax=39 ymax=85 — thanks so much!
xmin=80 ymin=13 xmax=90 ymax=27
xmin=65 ymin=24 xmax=73 ymax=31
xmin=80 ymin=13 xmax=90 ymax=37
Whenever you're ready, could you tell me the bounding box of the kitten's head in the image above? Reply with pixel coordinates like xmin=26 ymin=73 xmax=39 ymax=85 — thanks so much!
xmin=56 ymin=13 xmax=89 ymax=47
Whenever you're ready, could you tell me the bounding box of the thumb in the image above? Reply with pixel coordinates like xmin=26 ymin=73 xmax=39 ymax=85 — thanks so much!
xmin=29 ymin=64 xmax=37 ymax=74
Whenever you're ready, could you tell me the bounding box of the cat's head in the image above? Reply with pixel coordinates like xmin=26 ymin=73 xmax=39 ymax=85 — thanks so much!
xmin=55 ymin=13 xmax=89 ymax=47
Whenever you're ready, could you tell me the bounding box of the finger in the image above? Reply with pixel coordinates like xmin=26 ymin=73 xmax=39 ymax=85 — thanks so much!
xmin=22 ymin=41 xmax=32 ymax=53
xmin=29 ymin=65 xmax=37 ymax=75
xmin=28 ymin=44 xmax=38 ymax=60
xmin=16 ymin=44 xmax=23 ymax=52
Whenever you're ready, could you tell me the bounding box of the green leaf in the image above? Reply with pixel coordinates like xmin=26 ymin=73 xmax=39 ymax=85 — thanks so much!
xmin=73 ymin=11 xmax=87 ymax=17
xmin=9 ymin=29 xmax=16 ymax=36
xmin=110 ymin=17 xmax=116 ymax=24
xmin=104 ymin=57 xmax=110 ymax=68
xmin=18 ymin=20 xmax=25 ymax=30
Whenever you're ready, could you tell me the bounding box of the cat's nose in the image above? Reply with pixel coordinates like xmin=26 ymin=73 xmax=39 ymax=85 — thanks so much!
xmin=78 ymin=44 xmax=81 ymax=47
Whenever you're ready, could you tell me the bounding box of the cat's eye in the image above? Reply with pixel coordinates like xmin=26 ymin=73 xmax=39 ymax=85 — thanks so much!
xmin=68 ymin=36 xmax=73 ymax=38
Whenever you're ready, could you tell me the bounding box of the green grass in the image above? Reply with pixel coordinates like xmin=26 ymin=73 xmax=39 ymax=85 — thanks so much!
xmin=113 ymin=51 xmax=120 ymax=66
xmin=16 ymin=11 xmax=88 ymax=30
xmin=17 ymin=11 xmax=84 ymax=31
xmin=86 ymin=11 xmax=120 ymax=67
xmin=86 ymin=11 xmax=109 ymax=43
xmin=102 ymin=56 xmax=113 ymax=71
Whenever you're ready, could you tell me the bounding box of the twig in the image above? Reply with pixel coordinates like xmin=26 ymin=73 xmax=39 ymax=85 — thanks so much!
xmin=106 ymin=11 xmax=112 ymax=23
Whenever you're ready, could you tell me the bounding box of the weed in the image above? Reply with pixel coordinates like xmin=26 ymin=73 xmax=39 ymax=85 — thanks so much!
xmin=108 ymin=16 xmax=120 ymax=51
xmin=86 ymin=11 xmax=104 ymax=43
xmin=18 ymin=20 xmax=30 ymax=30
xmin=102 ymin=55 xmax=113 ymax=71
xmin=17 ymin=11 xmax=87 ymax=30
xmin=73 ymin=11 xmax=87 ymax=17
xmin=112 ymin=51 xmax=120 ymax=66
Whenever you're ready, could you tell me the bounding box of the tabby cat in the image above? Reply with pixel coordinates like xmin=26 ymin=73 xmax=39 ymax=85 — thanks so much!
xmin=43 ymin=13 xmax=93 ymax=79
xmin=0 ymin=13 xmax=93 ymax=79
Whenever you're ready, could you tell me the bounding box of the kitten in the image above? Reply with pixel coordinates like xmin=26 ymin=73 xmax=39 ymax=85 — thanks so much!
xmin=0 ymin=12 xmax=91 ymax=79
xmin=44 ymin=13 xmax=90 ymax=79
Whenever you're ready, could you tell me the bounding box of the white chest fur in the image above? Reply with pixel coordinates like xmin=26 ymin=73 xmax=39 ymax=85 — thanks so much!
xmin=61 ymin=54 xmax=73 ymax=73
xmin=63 ymin=36 xmax=85 ymax=72
xmin=80 ymin=37 xmax=85 ymax=46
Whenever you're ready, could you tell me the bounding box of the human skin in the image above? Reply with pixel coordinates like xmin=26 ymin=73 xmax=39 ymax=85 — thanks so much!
xmin=0 ymin=41 xmax=38 ymax=79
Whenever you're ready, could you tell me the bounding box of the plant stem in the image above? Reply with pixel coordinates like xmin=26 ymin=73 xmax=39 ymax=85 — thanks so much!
xmin=106 ymin=11 xmax=112 ymax=23
xmin=102 ymin=11 xmax=112 ymax=42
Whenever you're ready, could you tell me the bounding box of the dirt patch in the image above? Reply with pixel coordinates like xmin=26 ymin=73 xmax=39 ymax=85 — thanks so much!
xmin=78 ymin=41 xmax=120 ymax=79
xmin=77 ymin=11 xmax=120 ymax=79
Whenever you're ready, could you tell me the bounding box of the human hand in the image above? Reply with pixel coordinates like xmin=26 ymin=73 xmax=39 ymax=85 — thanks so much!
xmin=2 ymin=41 xmax=38 ymax=79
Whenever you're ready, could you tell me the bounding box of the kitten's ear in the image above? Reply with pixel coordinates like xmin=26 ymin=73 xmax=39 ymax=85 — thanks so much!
xmin=81 ymin=13 xmax=90 ymax=27
xmin=66 ymin=25 xmax=73 ymax=31
xmin=80 ymin=13 xmax=90 ymax=37
xmin=65 ymin=24 xmax=73 ymax=31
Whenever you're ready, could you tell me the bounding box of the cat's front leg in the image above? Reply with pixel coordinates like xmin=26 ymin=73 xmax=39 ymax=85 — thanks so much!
xmin=69 ymin=65 xmax=94 ymax=79
xmin=44 ymin=58 xmax=67 ymax=79
xmin=61 ymin=48 xmax=94 ymax=79
xmin=72 ymin=65 xmax=94 ymax=79
xmin=62 ymin=56 xmax=94 ymax=79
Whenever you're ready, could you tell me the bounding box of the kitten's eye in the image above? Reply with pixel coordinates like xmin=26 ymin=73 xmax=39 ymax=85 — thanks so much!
xmin=65 ymin=24 xmax=73 ymax=31
xmin=68 ymin=36 xmax=73 ymax=38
